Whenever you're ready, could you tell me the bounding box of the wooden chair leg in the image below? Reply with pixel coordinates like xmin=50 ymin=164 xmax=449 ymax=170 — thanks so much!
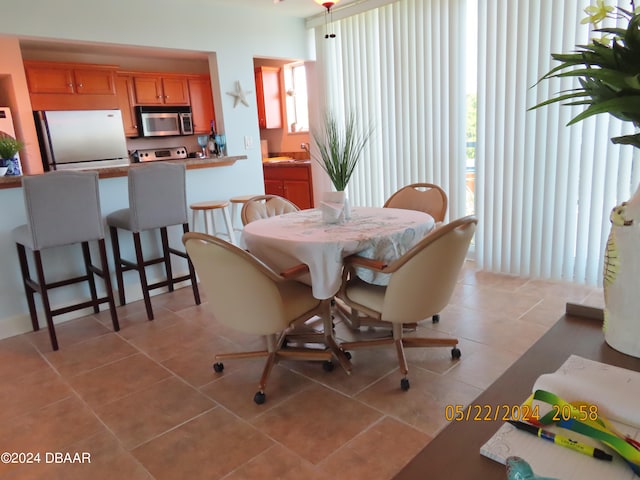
xmin=109 ymin=226 xmax=126 ymax=306
xmin=16 ymin=243 xmax=39 ymax=332
xmin=133 ymin=232 xmax=154 ymax=320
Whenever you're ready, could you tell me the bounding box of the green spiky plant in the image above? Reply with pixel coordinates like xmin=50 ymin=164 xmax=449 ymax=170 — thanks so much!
xmin=312 ymin=111 xmax=373 ymax=191
xmin=531 ymin=1 xmax=640 ymax=148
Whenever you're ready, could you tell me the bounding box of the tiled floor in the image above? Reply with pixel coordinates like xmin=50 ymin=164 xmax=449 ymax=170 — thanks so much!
xmin=0 ymin=261 xmax=603 ymax=479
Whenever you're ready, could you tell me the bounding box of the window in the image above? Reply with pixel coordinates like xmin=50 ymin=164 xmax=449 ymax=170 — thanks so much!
xmin=283 ymin=62 xmax=309 ymax=133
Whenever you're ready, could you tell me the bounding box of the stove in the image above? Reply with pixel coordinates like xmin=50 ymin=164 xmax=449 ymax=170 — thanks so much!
xmin=132 ymin=146 xmax=188 ymax=163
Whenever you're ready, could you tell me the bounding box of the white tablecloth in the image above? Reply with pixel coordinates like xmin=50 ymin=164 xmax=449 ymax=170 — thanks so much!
xmin=241 ymin=207 xmax=435 ymax=299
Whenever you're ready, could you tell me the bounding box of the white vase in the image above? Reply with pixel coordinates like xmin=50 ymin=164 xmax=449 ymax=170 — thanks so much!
xmin=603 ymin=181 xmax=640 ymax=358
xmin=321 ymin=191 xmax=350 ymax=223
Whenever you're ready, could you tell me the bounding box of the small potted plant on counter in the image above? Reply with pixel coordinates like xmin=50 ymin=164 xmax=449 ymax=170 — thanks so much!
xmin=0 ymin=132 xmax=24 ymax=176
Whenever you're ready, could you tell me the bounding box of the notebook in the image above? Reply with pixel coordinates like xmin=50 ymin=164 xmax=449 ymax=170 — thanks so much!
xmin=480 ymin=355 xmax=640 ymax=480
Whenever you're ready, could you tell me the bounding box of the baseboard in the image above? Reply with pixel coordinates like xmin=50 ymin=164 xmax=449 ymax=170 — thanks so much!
xmin=565 ymin=302 xmax=604 ymax=321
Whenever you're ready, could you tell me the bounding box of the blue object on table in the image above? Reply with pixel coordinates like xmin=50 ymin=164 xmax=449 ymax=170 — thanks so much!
xmin=506 ymin=457 xmax=560 ymax=480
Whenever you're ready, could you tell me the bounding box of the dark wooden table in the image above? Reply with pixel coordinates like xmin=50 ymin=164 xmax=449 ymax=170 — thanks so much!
xmin=394 ymin=312 xmax=640 ymax=480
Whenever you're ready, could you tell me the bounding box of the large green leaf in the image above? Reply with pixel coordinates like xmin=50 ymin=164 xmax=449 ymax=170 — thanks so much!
xmin=567 ymin=96 xmax=640 ymax=125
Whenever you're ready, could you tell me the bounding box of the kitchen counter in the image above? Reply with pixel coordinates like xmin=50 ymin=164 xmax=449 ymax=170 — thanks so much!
xmin=0 ymin=155 xmax=247 ymax=189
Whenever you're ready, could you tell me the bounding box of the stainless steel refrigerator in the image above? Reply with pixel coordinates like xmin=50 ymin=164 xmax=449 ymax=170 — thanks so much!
xmin=35 ymin=110 xmax=130 ymax=170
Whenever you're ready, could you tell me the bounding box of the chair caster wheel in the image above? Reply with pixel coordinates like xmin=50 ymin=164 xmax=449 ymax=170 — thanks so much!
xmin=323 ymin=360 xmax=335 ymax=372
xmin=432 ymin=314 xmax=440 ymax=323
xmin=344 ymin=351 xmax=352 ymax=360
xmin=213 ymin=362 xmax=224 ymax=373
xmin=400 ymin=378 xmax=410 ymax=391
xmin=451 ymin=347 xmax=461 ymax=359
xmin=254 ymin=391 xmax=266 ymax=404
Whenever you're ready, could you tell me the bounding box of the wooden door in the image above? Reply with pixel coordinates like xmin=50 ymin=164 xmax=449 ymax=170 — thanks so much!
xmin=284 ymin=180 xmax=312 ymax=209
xmin=115 ymin=75 xmax=138 ymax=137
xmin=25 ymin=65 xmax=74 ymax=94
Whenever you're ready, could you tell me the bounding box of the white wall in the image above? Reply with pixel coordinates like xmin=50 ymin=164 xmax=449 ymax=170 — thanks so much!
xmin=0 ymin=0 xmax=316 ymax=340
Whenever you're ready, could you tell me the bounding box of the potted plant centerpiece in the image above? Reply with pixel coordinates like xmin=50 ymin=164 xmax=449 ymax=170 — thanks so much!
xmin=312 ymin=111 xmax=373 ymax=222
xmin=533 ymin=0 xmax=640 ymax=357
xmin=0 ymin=132 xmax=24 ymax=176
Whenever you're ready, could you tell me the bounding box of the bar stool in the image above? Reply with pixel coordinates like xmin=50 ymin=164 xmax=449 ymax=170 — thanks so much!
xmin=12 ymin=171 xmax=119 ymax=351
xmin=229 ymin=194 xmax=261 ymax=234
xmin=189 ymin=200 xmax=236 ymax=244
xmin=106 ymin=163 xmax=200 ymax=321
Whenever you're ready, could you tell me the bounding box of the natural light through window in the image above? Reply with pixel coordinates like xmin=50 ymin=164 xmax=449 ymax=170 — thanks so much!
xmin=284 ymin=62 xmax=309 ymax=133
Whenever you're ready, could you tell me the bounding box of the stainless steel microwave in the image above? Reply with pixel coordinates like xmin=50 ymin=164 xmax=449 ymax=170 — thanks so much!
xmin=135 ymin=106 xmax=193 ymax=137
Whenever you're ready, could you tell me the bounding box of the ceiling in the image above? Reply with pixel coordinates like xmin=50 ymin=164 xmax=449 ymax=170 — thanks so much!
xmin=213 ymin=0 xmax=361 ymax=19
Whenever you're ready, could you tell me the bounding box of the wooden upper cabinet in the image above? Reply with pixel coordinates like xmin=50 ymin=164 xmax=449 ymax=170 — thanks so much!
xmin=188 ymin=76 xmax=215 ymax=134
xmin=115 ymin=74 xmax=138 ymax=137
xmin=133 ymin=75 xmax=189 ymax=105
xmin=24 ymin=61 xmax=118 ymax=110
xmin=255 ymin=66 xmax=282 ymax=129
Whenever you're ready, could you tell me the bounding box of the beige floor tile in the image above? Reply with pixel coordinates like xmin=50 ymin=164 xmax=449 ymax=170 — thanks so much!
xmin=0 ymin=396 xmax=104 ymax=477
xmin=458 ymin=287 xmax=543 ymax=318
xmin=318 ymin=417 xmax=432 ymax=480
xmin=445 ymin=342 xmax=520 ymax=390
xmin=44 ymin=333 xmax=138 ymax=377
xmin=110 ymin=307 xmax=182 ymax=341
xmin=515 ymin=278 xmax=594 ymax=303
xmin=68 ymin=353 xmax=171 ymax=408
xmin=26 ymin=316 xmax=112 ymax=353
xmin=94 ymin=376 xmax=215 ymax=449
xmin=356 ymin=367 xmax=482 ymax=437
xmin=0 ymin=367 xmax=73 ymax=422
xmin=132 ymin=408 xmax=273 ymax=480
xmin=250 ymin=385 xmax=382 ymax=464
xmin=224 ymin=444 xmax=332 ymax=480
xmin=199 ymin=362 xmax=314 ymax=419
xmin=0 ymin=335 xmax=50 ymax=381
xmin=3 ymin=430 xmax=152 ymax=480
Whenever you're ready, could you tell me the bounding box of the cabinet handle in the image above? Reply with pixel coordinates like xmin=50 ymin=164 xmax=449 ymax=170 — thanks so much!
xmin=165 ymin=95 xmax=169 ymax=99
xmin=68 ymin=83 xmax=73 ymax=87
xmin=77 ymin=83 xmax=83 ymax=88
xmin=157 ymin=95 xmax=162 ymax=99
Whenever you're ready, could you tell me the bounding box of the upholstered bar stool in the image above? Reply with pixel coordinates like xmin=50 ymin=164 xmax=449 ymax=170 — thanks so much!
xmin=229 ymin=194 xmax=260 ymax=234
xmin=106 ymin=163 xmax=200 ymax=321
xmin=189 ymin=200 xmax=236 ymax=244
xmin=13 ymin=171 xmax=119 ymax=351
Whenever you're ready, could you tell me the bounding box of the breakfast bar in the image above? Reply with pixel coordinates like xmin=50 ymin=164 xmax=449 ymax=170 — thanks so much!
xmin=0 ymin=156 xmax=251 ymax=341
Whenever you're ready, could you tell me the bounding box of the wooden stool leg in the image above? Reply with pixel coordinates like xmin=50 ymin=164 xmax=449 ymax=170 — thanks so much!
xmin=81 ymin=241 xmax=100 ymax=314
xmin=183 ymin=223 xmax=201 ymax=305
xmin=16 ymin=243 xmax=39 ymax=332
xmin=160 ymin=227 xmax=174 ymax=292
xmin=133 ymin=232 xmax=154 ymax=320
xmin=33 ymin=250 xmax=59 ymax=351
xmin=97 ymin=238 xmax=120 ymax=331
xmin=109 ymin=226 xmax=126 ymax=306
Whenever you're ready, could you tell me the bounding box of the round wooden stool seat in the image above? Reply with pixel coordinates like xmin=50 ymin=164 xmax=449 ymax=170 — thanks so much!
xmin=189 ymin=200 xmax=236 ymax=244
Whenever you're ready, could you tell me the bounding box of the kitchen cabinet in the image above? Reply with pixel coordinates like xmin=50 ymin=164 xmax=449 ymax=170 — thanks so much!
xmin=187 ymin=76 xmax=215 ymax=134
xmin=24 ymin=60 xmax=118 ymax=110
xmin=133 ymin=75 xmax=189 ymax=105
xmin=263 ymin=161 xmax=313 ymax=209
xmin=115 ymin=74 xmax=138 ymax=137
xmin=255 ymin=66 xmax=282 ymax=129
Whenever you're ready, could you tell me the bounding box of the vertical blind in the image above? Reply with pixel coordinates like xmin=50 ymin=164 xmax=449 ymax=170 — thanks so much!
xmin=314 ymin=0 xmax=468 ymax=220
xmin=476 ymin=0 xmax=640 ymax=285
xmin=315 ymin=0 xmax=640 ymax=286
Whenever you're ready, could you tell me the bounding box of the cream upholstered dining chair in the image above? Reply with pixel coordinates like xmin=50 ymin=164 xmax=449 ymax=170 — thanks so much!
xmin=182 ymin=232 xmax=333 ymax=404
xmin=337 ymin=215 xmax=477 ymax=391
xmin=383 ymin=182 xmax=448 ymax=223
xmin=241 ymin=194 xmax=300 ymax=225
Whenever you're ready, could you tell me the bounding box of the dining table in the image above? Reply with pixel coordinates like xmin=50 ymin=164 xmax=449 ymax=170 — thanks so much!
xmin=241 ymin=206 xmax=436 ymax=300
xmin=241 ymin=206 xmax=435 ymax=373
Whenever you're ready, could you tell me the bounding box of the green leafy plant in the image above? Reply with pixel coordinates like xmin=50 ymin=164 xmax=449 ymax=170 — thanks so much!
xmin=532 ymin=1 xmax=640 ymax=148
xmin=0 ymin=133 xmax=24 ymax=160
xmin=312 ymin=111 xmax=373 ymax=191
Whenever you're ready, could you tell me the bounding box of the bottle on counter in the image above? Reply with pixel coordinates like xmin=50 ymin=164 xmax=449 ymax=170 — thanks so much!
xmin=208 ymin=120 xmax=218 ymax=157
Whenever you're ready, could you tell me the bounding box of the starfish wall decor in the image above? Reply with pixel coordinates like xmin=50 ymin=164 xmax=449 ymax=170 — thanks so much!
xmin=226 ymin=81 xmax=252 ymax=108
